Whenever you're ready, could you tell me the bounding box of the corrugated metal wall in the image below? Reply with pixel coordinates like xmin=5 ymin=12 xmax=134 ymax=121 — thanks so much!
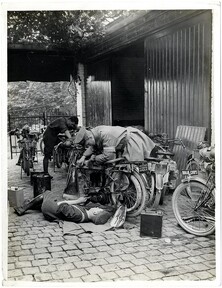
xmin=144 ymin=11 xmax=212 ymax=140
xmin=86 ymin=59 xmax=112 ymax=127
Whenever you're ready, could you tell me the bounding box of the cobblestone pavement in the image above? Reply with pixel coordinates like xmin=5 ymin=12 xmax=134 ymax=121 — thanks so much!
xmin=5 ymin=153 xmax=217 ymax=286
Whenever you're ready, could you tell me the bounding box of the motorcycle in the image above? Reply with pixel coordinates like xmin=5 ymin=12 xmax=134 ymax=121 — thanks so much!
xmin=53 ymin=130 xmax=77 ymax=170
xmin=138 ymin=151 xmax=178 ymax=208
xmin=19 ymin=131 xmax=38 ymax=177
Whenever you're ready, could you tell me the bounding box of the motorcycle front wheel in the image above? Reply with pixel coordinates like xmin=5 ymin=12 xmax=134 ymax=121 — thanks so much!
xmin=53 ymin=147 xmax=63 ymax=168
xmin=172 ymin=180 xmax=215 ymax=236
xmin=22 ymin=150 xmax=30 ymax=176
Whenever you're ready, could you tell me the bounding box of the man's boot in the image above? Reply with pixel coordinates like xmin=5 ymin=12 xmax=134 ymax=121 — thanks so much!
xmin=14 ymin=194 xmax=44 ymax=216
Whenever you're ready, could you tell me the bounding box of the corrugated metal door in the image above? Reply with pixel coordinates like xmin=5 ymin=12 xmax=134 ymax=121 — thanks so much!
xmin=86 ymin=59 xmax=112 ymax=127
xmin=144 ymin=11 xmax=212 ymax=140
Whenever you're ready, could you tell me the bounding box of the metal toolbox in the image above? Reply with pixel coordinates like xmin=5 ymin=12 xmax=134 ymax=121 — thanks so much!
xmin=140 ymin=210 xmax=163 ymax=238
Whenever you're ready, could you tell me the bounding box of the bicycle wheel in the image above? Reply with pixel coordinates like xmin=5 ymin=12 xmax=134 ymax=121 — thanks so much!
xmin=172 ymin=180 xmax=215 ymax=236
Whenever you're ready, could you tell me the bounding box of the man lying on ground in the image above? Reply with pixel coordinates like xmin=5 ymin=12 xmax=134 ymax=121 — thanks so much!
xmin=14 ymin=190 xmax=114 ymax=225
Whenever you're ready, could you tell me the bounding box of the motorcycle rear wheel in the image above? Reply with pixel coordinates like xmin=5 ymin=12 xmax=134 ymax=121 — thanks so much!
xmin=172 ymin=180 xmax=215 ymax=236
xmin=111 ymin=170 xmax=148 ymax=217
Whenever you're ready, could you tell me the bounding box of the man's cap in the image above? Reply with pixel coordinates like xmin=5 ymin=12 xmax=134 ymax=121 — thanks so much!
xmin=91 ymin=210 xmax=113 ymax=225
xmin=22 ymin=124 xmax=30 ymax=131
xmin=69 ymin=116 xmax=79 ymax=124
xmin=74 ymin=127 xmax=87 ymax=144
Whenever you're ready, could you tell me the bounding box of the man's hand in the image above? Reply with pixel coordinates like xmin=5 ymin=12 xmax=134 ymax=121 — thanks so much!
xmin=57 ymin=196 xmax=89 ymax=206
xmin=89 ymin=155 xmax=96 ymax=161
xmin=77 ymin=155 xmax=86 ymax=167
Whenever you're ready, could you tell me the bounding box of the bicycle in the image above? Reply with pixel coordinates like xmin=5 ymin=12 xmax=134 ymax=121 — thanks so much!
xmin=19 ymin=134 xmax=38 ymax=178
xmin=172 ymin=146 xmax=215 ymax=236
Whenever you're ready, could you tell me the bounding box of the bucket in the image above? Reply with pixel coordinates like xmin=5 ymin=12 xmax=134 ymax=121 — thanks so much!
xmin=8 ymin=187 xmax=24 ymax=208
xmin=33 ymin=173 xmax=51 ymax=197
xmin=30 ymin=171 xmax=44 ymax=185
xmin=140 ymin=210 xmax=163 ymax=238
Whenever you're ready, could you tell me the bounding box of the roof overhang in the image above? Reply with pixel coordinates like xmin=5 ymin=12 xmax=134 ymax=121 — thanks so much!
xmin=87 ymin=9 xmax=208 ymax=62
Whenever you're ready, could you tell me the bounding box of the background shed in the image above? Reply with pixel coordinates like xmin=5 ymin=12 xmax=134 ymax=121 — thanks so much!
xmin=84 ymin=10 xmax=212 ymax=142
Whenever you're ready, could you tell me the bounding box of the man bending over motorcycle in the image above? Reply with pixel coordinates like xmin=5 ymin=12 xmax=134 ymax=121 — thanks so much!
xmin=74 ymin=125 xmax=159 ymax=166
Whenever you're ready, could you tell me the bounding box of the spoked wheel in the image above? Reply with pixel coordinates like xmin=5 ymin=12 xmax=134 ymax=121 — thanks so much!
xmin=141 ymin=172 xmax=155 ymax=207
xmin=144 ymin=173 xmax=163 ymax=209
xmin=64 ymin=164 xmax=79 ymax=195
xmin=25 ymin=159 xmax=30 ymax=176
xmin=53 ymin=147 xmax=63 ymax=169
xmin=172 ymin=181 xmax=215 ymax=236
xmin=22 ymin=150 xmax=30 ymax=176
xmin=111 ymin=170 xmax=148 ymax=217
xmin=66 ymin=164 xmax=76 ymax=188
xmin=56 ymin=147 xmax=63 ymax=168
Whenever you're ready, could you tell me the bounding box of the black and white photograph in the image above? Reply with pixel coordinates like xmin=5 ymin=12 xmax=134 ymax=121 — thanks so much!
xmin=0 ymin=1 xmax=221 ymax=287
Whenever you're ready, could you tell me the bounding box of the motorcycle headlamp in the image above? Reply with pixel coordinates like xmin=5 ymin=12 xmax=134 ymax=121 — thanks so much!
xmin=168 ymin=161 xmax=177 ymax=171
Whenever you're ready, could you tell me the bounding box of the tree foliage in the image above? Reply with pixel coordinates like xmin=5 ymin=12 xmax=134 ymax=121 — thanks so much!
xmin=8 ymin=10 xmax=134 ymax=57
xmin=7 ymin=10 xmax=139 ymax=118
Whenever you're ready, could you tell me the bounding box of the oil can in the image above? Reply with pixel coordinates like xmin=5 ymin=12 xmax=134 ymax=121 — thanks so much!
xmin=8 ymin=187 xmax=24 ymax=208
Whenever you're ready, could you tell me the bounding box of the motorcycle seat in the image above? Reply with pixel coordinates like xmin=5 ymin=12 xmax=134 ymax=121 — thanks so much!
xmin=156 ymin=150 xmax=175 ymax=157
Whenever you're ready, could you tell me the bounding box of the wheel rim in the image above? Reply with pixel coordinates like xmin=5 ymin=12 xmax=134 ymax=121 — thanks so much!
xmin=141 ymin=173 xmax=155 ymax=206
xmin=123 ymin=174 xmax=142 ymax=212
xmin=56 ymin=148 xmax=63 ymax=168
xmin=111 ymin=172 xmax=142 ymax=212
xmin=173 ymin=182 xmax=215 ymax=235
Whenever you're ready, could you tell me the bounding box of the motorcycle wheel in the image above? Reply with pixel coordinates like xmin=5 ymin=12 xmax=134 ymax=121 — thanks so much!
xmin=172 ymin=180 xmax=215 ymax=236
xmin=22 ymin=153 xmax=30 ymax=176
xmin=55 ymin=148 xmax=63 ymax=168
xmin=141 ymin=173 xmax=155 ymax=207
xmin=111 ymin=170 xmax=148 ymax=217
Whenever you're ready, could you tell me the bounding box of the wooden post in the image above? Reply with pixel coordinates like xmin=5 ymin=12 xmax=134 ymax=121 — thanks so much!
xmin=8 ymin=114 xmax=13 ymax=159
